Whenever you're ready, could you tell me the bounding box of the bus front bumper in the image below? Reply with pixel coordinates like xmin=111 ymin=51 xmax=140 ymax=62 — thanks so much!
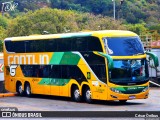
xmin=108 ymin=90 xmax=149 ymax=101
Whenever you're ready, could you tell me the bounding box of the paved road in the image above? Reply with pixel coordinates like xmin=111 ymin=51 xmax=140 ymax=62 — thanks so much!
xmin=0 ymin=88 xmax=160 ymax=111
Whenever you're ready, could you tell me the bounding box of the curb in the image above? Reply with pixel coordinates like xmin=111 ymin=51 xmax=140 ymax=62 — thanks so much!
xmin=0 ymin=93 xmax=16 ymax=97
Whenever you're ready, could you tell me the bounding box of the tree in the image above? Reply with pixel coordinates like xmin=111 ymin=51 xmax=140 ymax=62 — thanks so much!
xmin=6 ymin=8 xmax=126 ymax=37
xmin=0 ymin=15 xmax=8 ymax=29
xmin=0 ymin=26 xmax=7 ymax=52
xmin=125 ymin=23 xmax=148 ymax=35
xmin=0 ymin=15 xmax=8 ymax=51
xmin=149 ymin=24 xmax=160 ymax=34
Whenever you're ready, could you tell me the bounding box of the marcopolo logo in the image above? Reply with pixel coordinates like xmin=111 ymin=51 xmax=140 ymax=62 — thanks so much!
xmin=1 ymin=1 xmax=18 ymax=12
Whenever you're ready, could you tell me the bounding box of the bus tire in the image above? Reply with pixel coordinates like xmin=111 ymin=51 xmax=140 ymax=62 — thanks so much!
xmin=24 ymin=83 xmax=32 ymax=97
xmin=16 ymin=82 xmax=23 ymax=96
xmin=84 ymin=87 xmax=92 ymax=103
xmin=72 ymin=86 xmax=81 ymax=102
xmin=119 ymin=100 xmax=127 ymax=103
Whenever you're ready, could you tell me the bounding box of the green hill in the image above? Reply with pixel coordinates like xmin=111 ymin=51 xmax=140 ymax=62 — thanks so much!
xmin=1 ymin=0 xmax=159 ymax=25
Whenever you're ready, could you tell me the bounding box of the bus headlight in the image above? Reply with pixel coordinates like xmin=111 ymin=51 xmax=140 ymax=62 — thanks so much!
xmin=110 ymin=88 xmax=122 ymax=93
xmin=142 ymin=86 xmax=149 ymax=92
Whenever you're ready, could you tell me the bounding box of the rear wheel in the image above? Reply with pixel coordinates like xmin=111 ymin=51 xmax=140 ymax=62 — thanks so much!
xmin=84 ymin=87 xmax=92 ymax=103
xmin=72 ymin=86 xmax=81 ymax=102
xmin=24 ymin=83 xmax=31 ymax=97
xmin=16 ymin=82 xmax=23 ymax=96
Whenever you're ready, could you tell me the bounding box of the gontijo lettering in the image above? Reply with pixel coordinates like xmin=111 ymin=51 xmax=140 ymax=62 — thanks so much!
xmin=8 ymin=54 xmax=49 ymax=65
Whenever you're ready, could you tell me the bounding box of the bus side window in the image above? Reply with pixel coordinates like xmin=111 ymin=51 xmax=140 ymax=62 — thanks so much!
xmin=57 ymin=39 xmax=72 ymax=52
xmin=70 ymin=65 xmax=78 ymax=79
xmin=43 ymin=65 xmax=51 ymax=78
xmin=88 ymin=37 xmax=103 ymax=52
xmin=50 ymin=65 xmax=61 ymax=78
xmin=72 ymin=38 xmax=87 ymax=51
xmin=70 ymin=65 xmax=85 ymax=80
xmin=61 ymin=65 xmax=69 ymax=78
xmin=25 ymin=41 xmax=32 ymax=52
xmin=45 ymin=39 xmax=58 ymax=52
xmin=6 ymin=41 xmax=25 ymax=53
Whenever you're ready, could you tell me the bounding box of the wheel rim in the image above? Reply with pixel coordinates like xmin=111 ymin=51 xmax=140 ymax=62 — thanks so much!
xmin=74 ymin=89 xmax=80 ymax=100
xmin=26 ymin=85 xmax=31 ymax=95
xmin=18 ymin=85 xmax=23 ymax=94
xmin=86 ymin=90 xmax=91 ymax=100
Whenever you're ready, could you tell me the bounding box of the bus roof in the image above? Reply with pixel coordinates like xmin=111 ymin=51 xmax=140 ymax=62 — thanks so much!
xmin=5 ymin=30 xmax=138 ymax=41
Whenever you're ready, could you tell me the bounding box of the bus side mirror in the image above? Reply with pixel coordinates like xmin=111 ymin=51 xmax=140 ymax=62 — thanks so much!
xmin=146 ymin=51 xmax=159 ymax=67
xmin=106 ymin=54 xmax=114 ymax=70
xmin=98 ymin=52 xmax=114 ymax=70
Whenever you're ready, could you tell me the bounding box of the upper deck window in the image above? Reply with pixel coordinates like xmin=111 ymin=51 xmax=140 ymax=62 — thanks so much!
xmin=103 ymin=37 xmax=144 ymax=56
xmin=5 ymin=36 xmax=103 ymax=53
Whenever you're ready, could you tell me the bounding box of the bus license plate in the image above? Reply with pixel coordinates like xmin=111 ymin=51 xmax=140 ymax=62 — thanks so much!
xmin=129 ymin=95 xmax=135 ymax=99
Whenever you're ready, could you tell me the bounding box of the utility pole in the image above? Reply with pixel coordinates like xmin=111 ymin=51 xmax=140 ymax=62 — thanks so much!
xmin=118 ymin=0 xmax=124 ymax=20
xmin=112 ymin=0 xmax=116 ymax=20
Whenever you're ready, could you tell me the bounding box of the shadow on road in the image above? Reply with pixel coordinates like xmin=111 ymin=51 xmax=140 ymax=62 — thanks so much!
xmin=16 ymin=94 xmax=144 ymax=106
xmin=91 ymin=100 xmax=144 ymax=106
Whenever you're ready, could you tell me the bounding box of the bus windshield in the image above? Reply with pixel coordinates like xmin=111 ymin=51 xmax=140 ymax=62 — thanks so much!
xmin=109 ymin=59 xmax=149 ymax=85
xmin=103 ymin=37 xmax=144 ymax=56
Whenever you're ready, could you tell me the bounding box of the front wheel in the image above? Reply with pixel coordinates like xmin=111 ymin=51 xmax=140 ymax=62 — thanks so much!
xmin=24 ymin=83 xmax=32 ymax=97
xmin=84 ymin=87 xmax=92 ymax=103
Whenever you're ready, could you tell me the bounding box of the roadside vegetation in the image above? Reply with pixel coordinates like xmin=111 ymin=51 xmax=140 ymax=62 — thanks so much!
xmin=0 ymin=0 xmax=159 ymax=51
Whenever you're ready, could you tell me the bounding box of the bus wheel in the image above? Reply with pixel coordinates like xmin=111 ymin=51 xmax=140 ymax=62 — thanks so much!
xmin=72 ymin=86 xmax=81 ymax=102
xmin=25 ymin=83 xmax=31 ymax=97
xmin=16 ymin=83 xmax=23 ymax=96
xmin=119 ymin=100 xmax=127 ymax=103
xmin=84 ymin=87 xmax=92 ymax=103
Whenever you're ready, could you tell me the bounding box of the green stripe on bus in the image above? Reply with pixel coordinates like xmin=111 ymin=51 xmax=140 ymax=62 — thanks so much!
xmin=50 ymin=52 xmax=64 ymax=64
xmin=50 ymin=78 xmax=70 ymax=86
xmin=50 ymin=52 xmax=80 ymax=65
xmin=60 ymin=52 xmax=80 ymax=65
xmin=38 ymin=78 xmax=70 ymax=86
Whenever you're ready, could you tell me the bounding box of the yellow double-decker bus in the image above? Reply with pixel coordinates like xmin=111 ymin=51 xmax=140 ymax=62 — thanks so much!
xmin=3 ymin=30 xmax=158 ymax=103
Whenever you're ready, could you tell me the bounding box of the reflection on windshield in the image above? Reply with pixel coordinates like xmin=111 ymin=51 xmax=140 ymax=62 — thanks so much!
xmin=103 ymin=38 xmax=113 ymax=54
xmin=103 ymin=37 xmax=144 ymax=56
xmin=109 ymin=59 xmax=149 ymax=85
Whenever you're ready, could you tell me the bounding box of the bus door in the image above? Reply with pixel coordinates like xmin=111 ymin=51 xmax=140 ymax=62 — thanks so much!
xmin=90 ymin=64 xmax=108 ymax=100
